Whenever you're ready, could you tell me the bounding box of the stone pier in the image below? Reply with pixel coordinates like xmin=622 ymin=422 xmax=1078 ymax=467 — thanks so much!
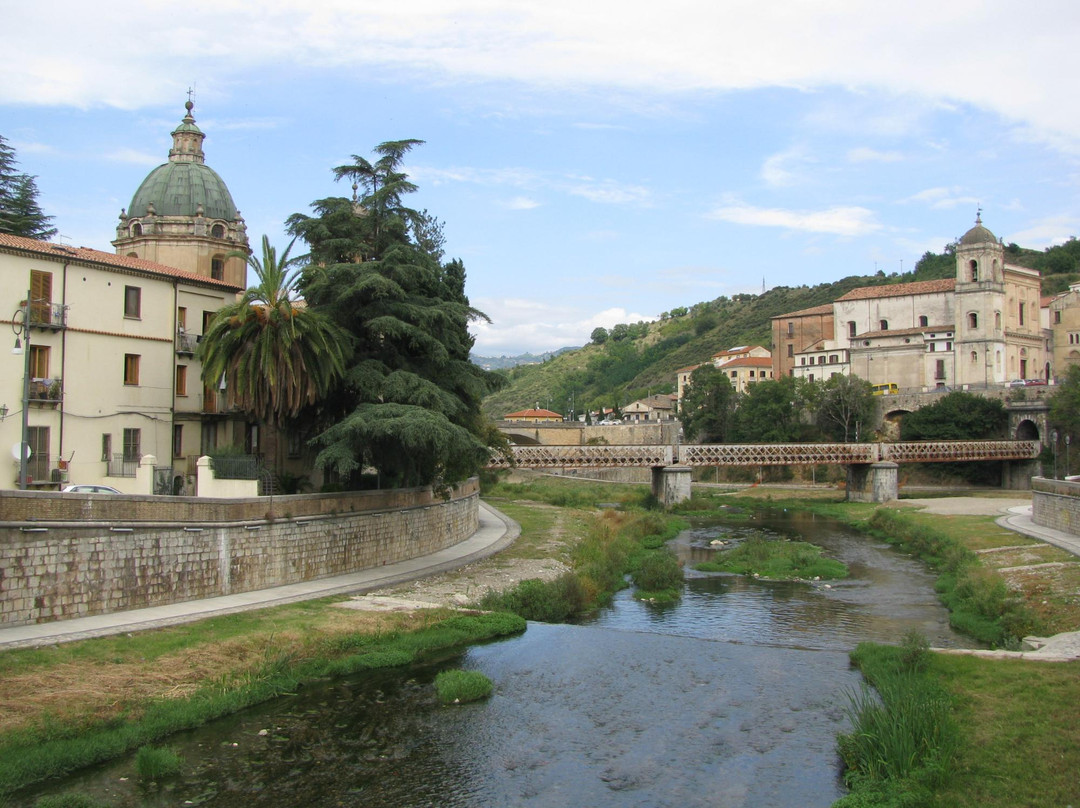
xmin=846 ymin=462 xmax=899 ymax=503
xmin=652 ymin=465 xmax=692 ymax=507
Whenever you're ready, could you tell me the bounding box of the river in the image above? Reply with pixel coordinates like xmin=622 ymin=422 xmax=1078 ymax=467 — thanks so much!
xmin=17 ymin=507 xmax=973 ymax=807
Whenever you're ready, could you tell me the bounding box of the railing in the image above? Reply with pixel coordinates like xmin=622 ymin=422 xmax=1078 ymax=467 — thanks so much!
xmin=29 ymin=302 xmax=68 ymax=329
xmin=211 ymin=454 xmax=263 ymax=480
xmin=107 ymin=453 xmax=138 ymax=478
xmin=27 ymin=378 xmax=62 ymax=404
xmin=176 ymin=331 xmax=199 ymax=354
xmin=491 ymin=440 xmax=1042 ymax=470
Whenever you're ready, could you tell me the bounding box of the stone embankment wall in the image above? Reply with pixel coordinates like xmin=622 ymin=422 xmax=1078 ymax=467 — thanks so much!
xmin=0 ymin=480 xmax=479 ymax=626
xmin=1032 ymin=477 xmax=1080 ymax=536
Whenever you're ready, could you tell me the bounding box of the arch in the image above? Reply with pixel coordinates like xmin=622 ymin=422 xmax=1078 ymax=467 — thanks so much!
xmin=211 ymin=223 xmax=226 ymax=239
xmin=132 ymin=223 xmax=142 ymax=237
xmin=968 ymin=312 xmax=978 ymax=329
xmin=918 ymin=315 xmax=928 ymax=327
xmin=881 ymin=408 xmax=911 ymax=441
xmin=1015 ymin=419 xmax=1040 ymax=441
xmin=1070 ymin=349 xmax=1080 ymax=366
xmin=969 ymin=259 xmax=978 ymax=282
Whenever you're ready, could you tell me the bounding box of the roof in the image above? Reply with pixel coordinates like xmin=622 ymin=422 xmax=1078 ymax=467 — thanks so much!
xmin=129 ymin=161 xmax=239 ymax=220
xmin=960 ymin=214 xmax=997 ymax=246
xmin=504 ymin=408 xmax=562 ymax=419
xmin=676 ymin=363 xmax=702 ymax=374
xmin=722 ymin=356 xmax=773 ymax=368
xmin=772 ymin=303 xmax=834 ymax=319
xmin=712 ymin=344 xmax=763 ymax=358
xmin=0 ymin=233 xmax=243 ymax=291
xmin=836 ymin=278 xmax=955 ymax=302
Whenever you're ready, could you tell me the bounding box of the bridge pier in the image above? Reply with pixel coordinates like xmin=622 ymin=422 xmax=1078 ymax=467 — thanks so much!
xmin=652 ymin=466 xmax=692 ymax=508
xmin=1002 ymin=459 xmax=1040 ymax=490
xmin=846 ymin=462 xmax=899 ymax=503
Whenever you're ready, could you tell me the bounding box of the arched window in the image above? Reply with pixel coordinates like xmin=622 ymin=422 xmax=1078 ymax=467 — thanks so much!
xmin=211 ymin=223 xmax=225 ymax=239
xmin=968 ymin=312 xmax=978 ymax=329
xmin=211 ymin=256 xmax=225 ymax=281
xmin=879 ymin=319 xmax=888 ymax=331
xmin=995 ymin=312 xmax=1002 ymax=330
xmin=919 ymin=315 xmax=928 ymax=327
xmin=971 ymin=351 xmax=978 ymax=364
xmin=969 ymin=259 xmax=978 ymax=282
xmin=132 ymin=223 xmax=142 ymax=237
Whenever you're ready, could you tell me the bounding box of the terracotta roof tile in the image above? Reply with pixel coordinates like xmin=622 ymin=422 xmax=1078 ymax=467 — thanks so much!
xmin=836 ymin=278 xmax=955 ymax=301
xmin=0 ymin=233 xmax=244 ymax=292
xmin=772 ymin=303 xmax=834 ymax=319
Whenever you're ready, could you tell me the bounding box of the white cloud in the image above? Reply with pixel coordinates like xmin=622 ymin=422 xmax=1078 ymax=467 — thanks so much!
xmin=504 ymin=196 xmax=541 ymax=210
xmin=761 ymin=147 xmax=811 ymax=187
xmin=565 ymin=177 xmax=650 ymax=205
xmin=848 ymin=147 xmax=903 ymax=163
xmin=707 ymin=201 xmax=881 ymax=237
xmin=471 ymin=298 xmax=650 ymax=354
xmin=1008 ymin=216 xmax=1080 ymax=250
xmin=105 ymin=148 xmax=161 ymax=166
xmin=900 ymin=187 xmax=980 ymax=210
xmin=6 ymin=1 xmax=1080 ymax=148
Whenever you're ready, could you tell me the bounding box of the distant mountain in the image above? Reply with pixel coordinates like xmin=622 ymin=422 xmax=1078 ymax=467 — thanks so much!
xmin=471 ymin=347 xmax=579 ymax=370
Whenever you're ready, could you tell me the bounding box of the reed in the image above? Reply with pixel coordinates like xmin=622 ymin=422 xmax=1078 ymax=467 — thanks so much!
xmin=434 ymin=670 xmax=493 ymax=705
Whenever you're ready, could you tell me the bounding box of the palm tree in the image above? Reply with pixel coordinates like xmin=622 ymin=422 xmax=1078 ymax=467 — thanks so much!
xmin=198 ymin=235 xmax=349 ymax=429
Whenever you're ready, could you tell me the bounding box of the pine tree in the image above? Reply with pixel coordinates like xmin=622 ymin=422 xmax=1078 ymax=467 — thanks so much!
xmin=0 ymin=135 xmax=56 ymax=240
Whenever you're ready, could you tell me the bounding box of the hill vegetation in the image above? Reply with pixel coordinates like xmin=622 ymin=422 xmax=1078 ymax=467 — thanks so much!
xmin=483 ymin=235 xmax=1080 ymax=420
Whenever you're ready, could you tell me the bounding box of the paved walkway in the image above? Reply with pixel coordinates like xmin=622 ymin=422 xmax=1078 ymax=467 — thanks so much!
xmin=0 ymin=501 xmax=518 ymax=650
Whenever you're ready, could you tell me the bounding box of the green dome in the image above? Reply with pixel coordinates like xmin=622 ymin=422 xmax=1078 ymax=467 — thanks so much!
xmin=128 ymin=161 xmax=238 ymax=220
xmin=960 ymin=213 xmax=996 ymax=246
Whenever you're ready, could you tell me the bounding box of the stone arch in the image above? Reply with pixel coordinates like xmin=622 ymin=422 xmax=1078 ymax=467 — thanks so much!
xmin=1015 ymin=419 xmax=1040 ymax=441
xmin=881 ymin=408 xmax=911 ymax=441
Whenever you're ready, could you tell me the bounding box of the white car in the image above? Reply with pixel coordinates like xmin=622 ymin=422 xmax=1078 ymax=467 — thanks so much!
xmin=62 ymin=484 xmax=123 ymax=494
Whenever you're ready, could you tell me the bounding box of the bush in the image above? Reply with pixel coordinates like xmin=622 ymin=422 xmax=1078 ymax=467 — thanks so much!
xmin=632 ymin=550 xmax=683 ymax=593
xmin=34 ymin=796 xmax=112 ymax=808
xmin=134 ymin=745 xmax=182 ymax=780
xmin=477 ymin=574 xmax=587 ymax=622
xmin=434 ymin=670 xmax=493 ymax=705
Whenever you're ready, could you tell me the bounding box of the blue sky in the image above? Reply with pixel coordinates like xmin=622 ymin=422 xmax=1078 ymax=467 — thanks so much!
xmin=2 ymin=1 xmax=1079 ymax=355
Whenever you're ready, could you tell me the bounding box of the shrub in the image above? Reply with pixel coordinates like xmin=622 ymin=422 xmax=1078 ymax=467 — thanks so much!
xmin=134 ymin=745 xmax=182 ymax=780
xmin=477 ymin=574 xmax=587 ymax=622
xmin=35 ymin=795 xmax=112 ymax=808
xmin=632 ymin=550 xmax=683 ymax=593
xmin=434 ymin=670 xmax=493 ymax=704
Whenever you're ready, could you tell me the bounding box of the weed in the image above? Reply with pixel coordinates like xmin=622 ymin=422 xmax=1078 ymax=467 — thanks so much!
xmin=134 ymin=745 xmax=182 ymax=780
xmin=434 ymin=670 xmax=493 ymax=705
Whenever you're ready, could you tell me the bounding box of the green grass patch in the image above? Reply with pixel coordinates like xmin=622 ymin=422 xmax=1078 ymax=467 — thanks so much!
xmin=134 ymin=744 xmax=182 ymax=780
xmin=631 ymin=549 xmax=684 ymax=602
xmin=434 ymin=669 xmax=493 ymax=705
xmin=477 ymin=575 xmax=588 ymax=622
xmin=33 ymin=795 xmax=112 ymax=808
xmin=696 ymin=536 xmax=849 ymax=581
xmin=0 ymin=612 xmax=525 ymax=797
xmin=835 ymin=634 xmax=959 ymax=807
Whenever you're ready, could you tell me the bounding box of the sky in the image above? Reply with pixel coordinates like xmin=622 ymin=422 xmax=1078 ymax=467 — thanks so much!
xmin=2 ymin=1 xmax=1079 ymax=356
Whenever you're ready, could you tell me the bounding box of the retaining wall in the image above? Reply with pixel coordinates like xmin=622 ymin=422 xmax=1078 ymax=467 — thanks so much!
xmin=1032 ymin=477 xmax=1080 ymax=536
xmin=0 ymin=480 xmax=479 ymax=626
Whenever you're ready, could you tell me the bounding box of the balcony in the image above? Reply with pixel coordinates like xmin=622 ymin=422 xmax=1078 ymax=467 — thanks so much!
xmin=28 ymin=378 xmax=62 ymax=408
xmin=20 ymin=454 xmax=66 ymax=488
xmin=176 ymin=330 xmax=199 ymax=355
xmin=107 ymin=453 xmax=138 ymax=478
xmin=27 ymin=302 xmax=68 ymax=331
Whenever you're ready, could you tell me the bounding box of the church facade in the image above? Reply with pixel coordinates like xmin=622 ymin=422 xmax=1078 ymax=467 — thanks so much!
xmin=772 ymin=217 xmax=1050 ymax=390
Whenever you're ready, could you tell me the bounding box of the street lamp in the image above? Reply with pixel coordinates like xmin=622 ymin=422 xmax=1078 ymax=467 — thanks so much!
xmin=1067 ymin=435 xmax=1072 ymax=479
xmin=1052 ymin=430 xmax=1059 ymax=479
xmin=10 ymin=293 xmax=32 ymax=490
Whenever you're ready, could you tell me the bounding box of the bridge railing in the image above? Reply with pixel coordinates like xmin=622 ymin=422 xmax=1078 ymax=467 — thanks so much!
xmin=490 ymin=440 xmax=1041 ymax=469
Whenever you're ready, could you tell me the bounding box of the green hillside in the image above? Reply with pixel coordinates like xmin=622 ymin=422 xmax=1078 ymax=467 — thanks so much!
xmin=482 ymin=235 xmax=1080 ymax=419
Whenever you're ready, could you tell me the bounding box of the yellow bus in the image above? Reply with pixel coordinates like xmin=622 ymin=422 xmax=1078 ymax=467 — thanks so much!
xmin=871 ymin=383 xmax=899 ymax=396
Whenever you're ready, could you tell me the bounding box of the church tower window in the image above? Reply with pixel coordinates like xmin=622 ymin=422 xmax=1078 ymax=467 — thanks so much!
xmin=211 ymin=256 xmax=225 ymax=281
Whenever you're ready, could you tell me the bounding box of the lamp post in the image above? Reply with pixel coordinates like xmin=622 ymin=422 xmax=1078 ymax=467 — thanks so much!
xmin=1067 ymin=434 xmax=1072 ymax=479
xmin=10 ymin=294 xmax=32 ymax=490
xmin=1052 ymin=430 xmax=1059 ymax=479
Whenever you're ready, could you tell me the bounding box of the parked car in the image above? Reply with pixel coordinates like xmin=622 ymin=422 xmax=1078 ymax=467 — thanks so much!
xmin=62 ymin=484 xmax=122 ymax=494
xmin=1006 ymin=379 xmax=1027 ymax=388
xmin=1024 ymin=378 xmax=1047 ymax=386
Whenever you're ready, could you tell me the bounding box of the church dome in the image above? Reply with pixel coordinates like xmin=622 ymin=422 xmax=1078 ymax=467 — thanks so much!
xmin=125 ymin=101 xmax=239 ymax=221
xmin=960 ymin=213 xmax=996 ymax=246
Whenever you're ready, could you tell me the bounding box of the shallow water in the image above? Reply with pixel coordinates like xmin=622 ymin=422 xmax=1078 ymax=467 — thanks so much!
xmin=18 ymin=508 xmax=973 ymax=807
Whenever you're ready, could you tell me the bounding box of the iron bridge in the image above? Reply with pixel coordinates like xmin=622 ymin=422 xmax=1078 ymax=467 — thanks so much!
xmin=488 ymin=440 xmax=1041 ymax=470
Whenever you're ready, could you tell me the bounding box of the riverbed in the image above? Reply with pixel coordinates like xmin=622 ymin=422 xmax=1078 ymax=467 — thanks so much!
xmin=17 ymin=507 xmax=973 ymax=807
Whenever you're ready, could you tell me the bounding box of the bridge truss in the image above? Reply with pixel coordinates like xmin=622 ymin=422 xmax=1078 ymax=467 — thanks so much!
xmin=490 ymin=440 xmax=1040 ymax=470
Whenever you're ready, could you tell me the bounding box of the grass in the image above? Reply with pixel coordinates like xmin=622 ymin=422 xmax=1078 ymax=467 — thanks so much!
xmin=32 ymin=795 xmax=112 ymax=808
xmin=134 ymin=744 xmax=182 ymax=780
xmin=695 ymin=535 xmax=849 ymax=580
xmin=0 ymin=609 xmax=525 ymax=796
xmin=434 ymin=669 xmax=493 ymax=704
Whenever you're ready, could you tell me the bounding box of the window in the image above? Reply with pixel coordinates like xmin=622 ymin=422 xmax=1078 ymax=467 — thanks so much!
xmin=848 ymin=321 xmax=857 ymax=338
xmin=1019 ymin=302 xmax=1025 ymax=326
xmin=27 ymin=426 xmax=49 ymax=482
xmin=173 ymin=425 xmax=183 ymax=458
xmin=211 ymin=256 xmax=225 ymax=280
xmin=787 ymin=322 xmax=795 ymax=338
xmin=808 ymin=373 xmax=815 ymax=382
xmin=1055 ymin=310 xmax=1062 ymax=324
xmin=178 ymin=306 xmax=187 ymax=330
xmin=968 ymin=312 xmax=978 ymax=329
xmin=124 ymin=285 xmax=141 ymax=318
xmin=123 ymin=428 xmax=141 ymax=462
xmin=935 ymin=359 xmax=946 ymax=380
xmin=929 ymin=342 xmax=936 ymax=352
xmin=829 ymin=354 xmax=838 ymax=364
xmin=995 ymin=312 xmax=1001 ymax=330
xmin=211 ymin=224 xmax=225 ymax=239
xmin=132 ymin=223 xmax=143 ymax=237
xmin=287 ymin=429 xmax=302 ymax=458
xmin=971 ymin=351 xmax=978 ymax=364
xmin=946 ymin=342 xmax=952 ymax=351
xmin=969 ymin=260 xmax=978 ymax=282
xmin=176 ymin=365 xmax=188 ymax=396
xmin=879 ymin=319 xmax=888 ymax=331
xmin=124 ymin=354 xmax=140 ymax=385
xmin=101 ymin=433 xmax=112 ymax=462
xmin=29 ymin=269 xmax=53 ymax=324
xmin=29 ymin=345 xmax=49 ymax=378
xmin=919 ymin=315 xmax=928 ymax=327
xmin=787 ymin=344 xmax=793 ymax=357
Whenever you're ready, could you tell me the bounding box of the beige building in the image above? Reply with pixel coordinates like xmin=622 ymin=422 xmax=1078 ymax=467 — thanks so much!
xmin=775 ymin=216 xmax=1049 ymax=391
xmin=1049 ymin=284 xmax=1080 ymax=378
xmin=719 ymin=355 xmax=774 ymax=392
xmin=504 ymin=408 xmax=563 ymax=423
xmin=0 ymin=233 xmax=242 ymax=491
xmin=622 ymin=394 xmax=677 ymax=423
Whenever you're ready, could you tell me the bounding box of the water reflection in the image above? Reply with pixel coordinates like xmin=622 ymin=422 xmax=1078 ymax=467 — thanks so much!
xmin=16 ymin=508 xmax=972 ymax=807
